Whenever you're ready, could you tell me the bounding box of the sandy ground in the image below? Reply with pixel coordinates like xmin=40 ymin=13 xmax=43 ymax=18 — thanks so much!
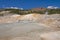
xmin=0 ymin=22 xmax=55 ymax=40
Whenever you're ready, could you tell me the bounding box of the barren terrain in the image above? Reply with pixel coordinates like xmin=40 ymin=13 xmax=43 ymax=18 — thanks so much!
xmin=0 ymin=13 xmax=60 ymax=40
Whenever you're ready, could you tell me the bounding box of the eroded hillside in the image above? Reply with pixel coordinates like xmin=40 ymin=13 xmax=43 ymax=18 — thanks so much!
xmin=0 ymin=8 xmax=60 ymax=40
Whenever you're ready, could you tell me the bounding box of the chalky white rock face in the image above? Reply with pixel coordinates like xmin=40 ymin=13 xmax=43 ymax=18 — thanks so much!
xmin=11 ymin=14 xmax=20 ymax=17
xmin=19 ymin=14 xmax=41 ymax=21
xmin=40 ymin=31 xmax=60 ymax=40
xmin=0 ymin=13 xmax=60 ymax=30
xmin=0 ymin=14 xmax=21 ymax=23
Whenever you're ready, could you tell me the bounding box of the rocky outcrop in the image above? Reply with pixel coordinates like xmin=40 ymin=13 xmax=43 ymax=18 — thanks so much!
xmin=0 ymin=13 xmax=60 ymax=29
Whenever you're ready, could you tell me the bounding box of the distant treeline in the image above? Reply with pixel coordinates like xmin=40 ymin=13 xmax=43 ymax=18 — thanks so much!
xmin=0 ymin=8 xmax=60 ymax=16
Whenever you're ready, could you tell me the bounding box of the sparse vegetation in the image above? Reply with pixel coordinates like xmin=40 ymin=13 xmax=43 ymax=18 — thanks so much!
xmin=48 ymin=9 xmax=60 ymax=14
xmin=0 ymin=8 xmax=60 ymax=16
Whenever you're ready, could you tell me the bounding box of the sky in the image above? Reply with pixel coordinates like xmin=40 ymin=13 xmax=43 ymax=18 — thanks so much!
xmin=0 ymin=0 xmax=60 ymax=9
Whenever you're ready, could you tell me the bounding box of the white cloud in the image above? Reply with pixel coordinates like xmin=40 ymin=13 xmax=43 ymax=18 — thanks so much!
xmin=10 ymin=7 xmax=19 ymax=9
xmin=20 ymin=8 xmax=23 ymax=10
xmin=47 ymin=6 xmax=59 ymax=9
xmin=47 ymin=6 xmax=54 ymax=9
xmin=54 ymin=7 xmax=59 ymax=9
xmin=6 ymin=7 xmax=23 ymax=10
